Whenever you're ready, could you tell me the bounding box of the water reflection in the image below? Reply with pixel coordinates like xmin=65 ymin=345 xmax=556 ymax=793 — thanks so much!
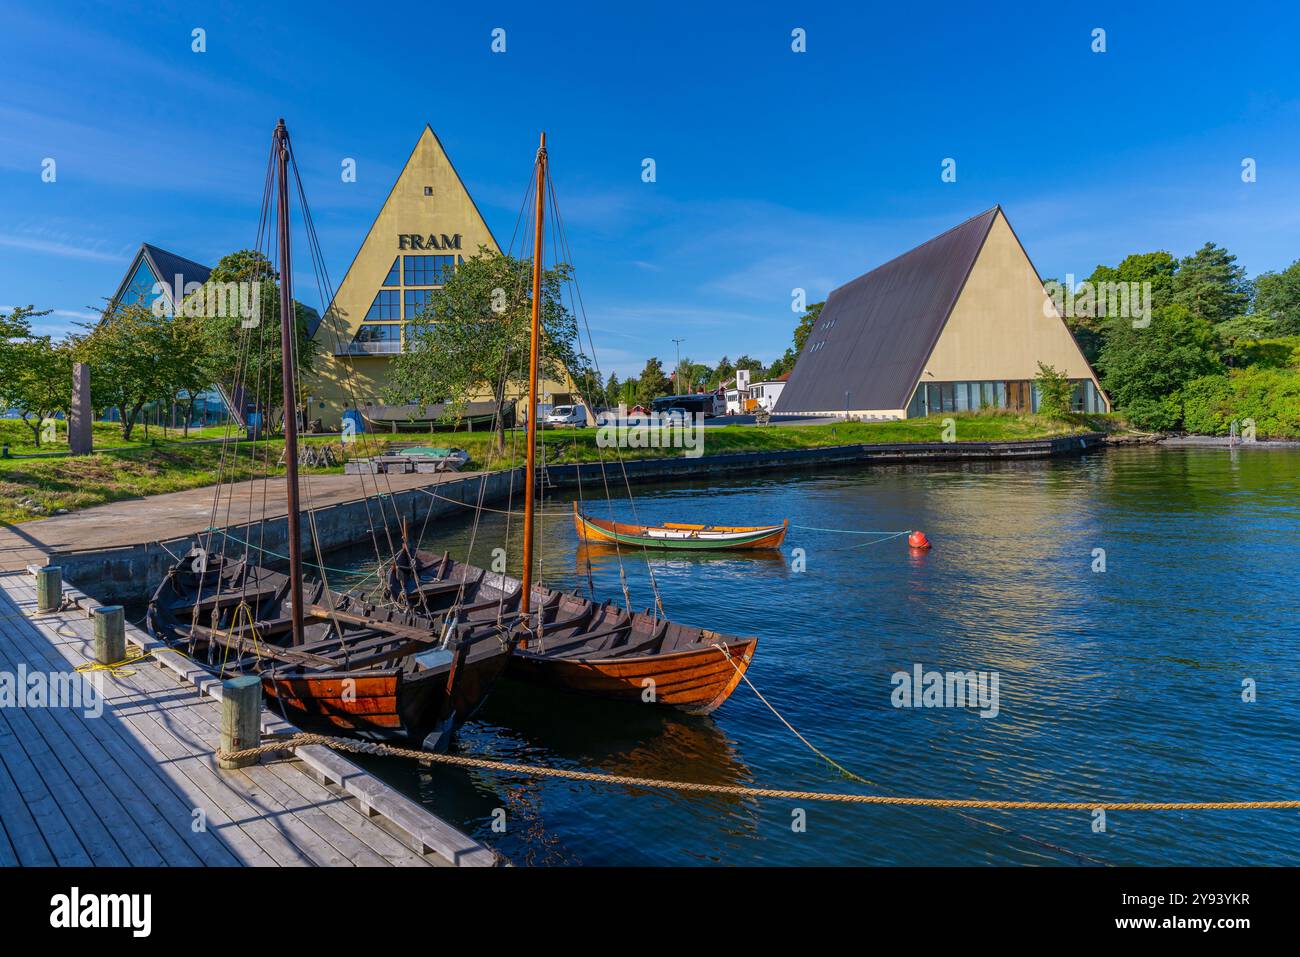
xmin=574 ymin=542 xmax=789 ymax=580
xmin=329 ymin=447 xmax=1300 ymax=865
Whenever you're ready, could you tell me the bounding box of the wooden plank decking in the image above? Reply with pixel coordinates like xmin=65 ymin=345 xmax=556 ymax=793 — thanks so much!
xmin=0 ymin=570 xmax=497 ymax=867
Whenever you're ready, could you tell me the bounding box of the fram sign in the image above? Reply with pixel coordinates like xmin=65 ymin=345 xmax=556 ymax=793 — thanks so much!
xmin=398 ymin=233 xmax=462 ymax=251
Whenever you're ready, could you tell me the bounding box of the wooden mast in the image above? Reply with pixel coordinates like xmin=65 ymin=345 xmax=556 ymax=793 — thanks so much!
xmin=274 ymin=118 xmax=306 ymax=646
xmin=520 ymin=132 xmax=547 ymax=622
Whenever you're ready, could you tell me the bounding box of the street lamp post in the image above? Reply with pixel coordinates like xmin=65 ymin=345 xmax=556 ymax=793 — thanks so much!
xmin=672 ymin=337 xmax=686 ymax=391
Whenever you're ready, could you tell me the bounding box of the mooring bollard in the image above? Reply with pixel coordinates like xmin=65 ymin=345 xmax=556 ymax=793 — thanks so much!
xmin=92 ymin=605 xmax=126 ymax=665
xmin=35 ymin=565 xmax=62 ymax=613
xmin=219 ymin=675 xmax=262 ymax=770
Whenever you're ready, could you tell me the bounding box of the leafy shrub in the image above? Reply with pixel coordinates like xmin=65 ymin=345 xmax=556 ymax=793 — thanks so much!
xmin=1233 ymin=336 xmax=1300 ymax=370
xmin=1181 ymin=375 xmax=1233 ymax=434
xmin=1181 ymin=367 xmax=1300 ymax=437
xmin=1123 ymin=394 xmax=1184 ymax=432
xmin=1034 ymin=362 xmax=1073 ymax=419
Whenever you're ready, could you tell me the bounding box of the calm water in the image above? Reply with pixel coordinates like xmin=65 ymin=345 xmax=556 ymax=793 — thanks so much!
xmin=331 ymin=447 xmax=1300 ymax=865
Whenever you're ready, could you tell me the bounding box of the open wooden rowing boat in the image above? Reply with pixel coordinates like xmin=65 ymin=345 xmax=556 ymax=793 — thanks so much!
xmin=378 ymin=137 xmax=760 ymax=714
xmin=142 ymin=121 xmax=517 ymax=752
xmin=149 ymin=553 xmax=515 ymax=749
xmin=387 ymin=548 xmax=757 ymax=714
xmin=573 ymin=503 xmax=788 ymax=550
xmin=360 ymin=399 xmax=514 ymax=433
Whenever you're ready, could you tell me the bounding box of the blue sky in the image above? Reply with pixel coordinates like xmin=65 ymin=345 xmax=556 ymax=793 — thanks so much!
xmin=2 ymin=0 xmax=1298 ymax=378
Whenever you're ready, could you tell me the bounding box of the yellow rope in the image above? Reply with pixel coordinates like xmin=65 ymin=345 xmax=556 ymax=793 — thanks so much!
xmin=217 ymin=732 xmax=1300 ymax=811
xmin=214 ymin=599 xmax=265 ymax=677
xmin=74 ymin=646 xmax=187 ymax=678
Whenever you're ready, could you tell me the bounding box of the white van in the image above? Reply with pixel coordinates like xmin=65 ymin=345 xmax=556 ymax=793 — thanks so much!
xmin=544 ymin=404 xmax=586 ymax=427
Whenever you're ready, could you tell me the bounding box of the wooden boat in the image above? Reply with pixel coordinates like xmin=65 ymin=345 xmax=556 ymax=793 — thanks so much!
xmin=388 ymin=549 xmax=757 ymax=714
xmin=145 ymin=120 xmax=514 ymax=751
xmin=382 ymin=134 xmax=760 ymax=716
xmin=574 ymin=503 xmax=788 ymax=550
xmin=360 ymin=400 xmax=514 ymax=433
xmin=149 ymin=554 xmax=514 ymax=748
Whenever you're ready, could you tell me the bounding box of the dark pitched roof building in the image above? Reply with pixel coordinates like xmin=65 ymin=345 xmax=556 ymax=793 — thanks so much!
xmin=107 ymin=242 xmax=320 ymax=336
xmin=109 ymin=243 xmax=213 ymax=313
xmin=774 ymin=207 xmax=1108 ymax=418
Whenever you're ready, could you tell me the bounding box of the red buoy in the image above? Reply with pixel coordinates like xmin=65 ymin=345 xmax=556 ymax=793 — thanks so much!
xmin=908 ymin=530 xmax=931 ymax=550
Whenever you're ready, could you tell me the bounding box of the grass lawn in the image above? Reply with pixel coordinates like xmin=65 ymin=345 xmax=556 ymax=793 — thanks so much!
xmin=0 ymin=434 xmax=349 ymax=526
xmin=0 ymin=411 xmax=1115 ymax=526
xmin=0 ymin=418 xmax=233 ymax=456
xmin=456 ymin=410 xmax=1119 ymax=470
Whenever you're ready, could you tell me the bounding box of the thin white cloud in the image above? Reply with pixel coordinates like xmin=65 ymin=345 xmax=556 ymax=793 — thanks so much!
xmin=0 ymin=232 xmax=128 ymax=263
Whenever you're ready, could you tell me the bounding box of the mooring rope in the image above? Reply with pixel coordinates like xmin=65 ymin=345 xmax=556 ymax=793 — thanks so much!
xmin=216 ymin=732 xmax=1300 ymax=811
xmin=790 ymin=524 xmax=911 ymax=536
xmin=417 ymin=485 xmax=572 ymax=517
xmin=711 ymin=641 xmax=866 ymax=784
xmin=73 ymin=646 xmax=186 ymax=678
xmin=711 ymin=642 xmax=1108 ymax=863
xmin=203 ymin=526 xmax=375 ymax=580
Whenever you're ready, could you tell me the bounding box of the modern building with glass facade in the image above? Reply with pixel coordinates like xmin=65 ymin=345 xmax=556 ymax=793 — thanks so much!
xmin=109 ymin=243 xmax=213 ymax=315
xmin=774 ymin=207 xmax=1109 ymax=419
xmin=308 ymin=126 xmax=577 ymax=427
xmin=102 ymin=129 xmax=579 ymax=429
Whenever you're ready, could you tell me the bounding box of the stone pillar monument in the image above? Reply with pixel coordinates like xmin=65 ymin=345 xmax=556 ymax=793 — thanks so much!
xmin=70 ymin=362 xmax=93 ymax=455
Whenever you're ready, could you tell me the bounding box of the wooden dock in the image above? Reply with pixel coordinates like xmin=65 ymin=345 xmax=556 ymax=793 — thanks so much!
xmin=0 ymin=569 xmax=497 ymax=867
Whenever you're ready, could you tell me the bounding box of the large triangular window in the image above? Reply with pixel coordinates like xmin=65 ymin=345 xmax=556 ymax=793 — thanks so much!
xmin=365 ymin=290 xmax=400 ymax=320
xmin=382 ymin=257 xmax=401 ymax=286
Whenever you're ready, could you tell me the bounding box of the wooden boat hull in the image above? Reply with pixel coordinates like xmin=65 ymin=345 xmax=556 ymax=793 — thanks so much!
xmin=263 ymin=652 xmax=509 ymax=744
xmin=388 ymin=551 xmax=761 ymax=716
xmin=360 ymin=400 xmax=514 ymax=433
xmin=508 ymin=635 xmax=756 ymax=715
xmin=147 ymin=556 xmax=514 ymax=749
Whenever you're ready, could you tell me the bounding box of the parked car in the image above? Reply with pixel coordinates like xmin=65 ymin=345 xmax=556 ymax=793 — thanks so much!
xmin=544 ymin=404 xmax=586 ymax=427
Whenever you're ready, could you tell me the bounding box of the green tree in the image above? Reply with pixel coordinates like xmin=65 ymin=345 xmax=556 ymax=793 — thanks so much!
xmin=0 ymin=306 xmax=47 ymax=398
xmin=733 ymin=354 xmax=766 ymax=380
xmin=571 ymin=366 xmax=606 ymax=409
xmin=197 ymin=249 xmax=317 ymax=427
xmin=1065 ymin=252 xmax=1178 ymax=363
xmin=765 ymin=348 xmax=797 ymax=379
xmin=793 ymin=301 xmax=824 ymax=353
xmin=1216 ymin=313 xmax=1285 ymax=367
xmin=1033 ymin=362 xmax=1073 ymax=419
xmin=387 ymin=246 xmax=587 ymax=452
xmin=713 ymin=355 xmax=735 ymax=388
xmin=605 ymin=372 xmax=620 ymax=407
xmin=635 ymin=357 xmax=671 ymax=406
xmin=677 ymin=359 xmax=712 ymax=393
xmin=1252 ymin=259 xmax=1300 ymax=335
xmin=1170 ymin=242 xmax=1251 ymax=326
xmin=618 ymin=376 xmax=639 ymax=407
xmin=1099 ymin=304 xmax=1222 ymax=429
xmin=0 ymin=307 xmax=73 ymax=448
xmin=1182 ymin=367 xmax=1300 ymax=438
xmin=165 ymin=313 xmax=216 ymax=436
xmin=74 ymin=302 xmax=172 ymax=440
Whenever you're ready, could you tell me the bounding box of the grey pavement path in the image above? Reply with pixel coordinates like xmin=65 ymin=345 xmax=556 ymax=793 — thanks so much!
xmin=0 ymin=469 xmax=484 ymax=573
